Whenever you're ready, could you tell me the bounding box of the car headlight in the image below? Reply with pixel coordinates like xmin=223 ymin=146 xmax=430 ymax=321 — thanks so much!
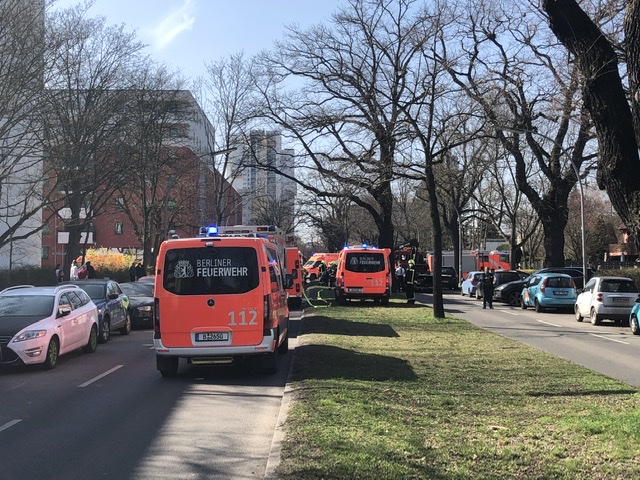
xmin=137 ymin=306 xmax=152 ymax=312
xmin=13 ymin=330 xmax=47 ymax=342
xmin=494 ymin=285 xmax=504 ymax=292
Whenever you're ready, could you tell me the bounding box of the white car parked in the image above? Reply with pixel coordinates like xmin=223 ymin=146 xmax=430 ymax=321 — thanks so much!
xmin=574 ymin=276 xmax=640 ymax=325
xmin=460 ymin=271 xmax=484 ymax=297
xmin=0 ymin=284 xmax=99 ymax=369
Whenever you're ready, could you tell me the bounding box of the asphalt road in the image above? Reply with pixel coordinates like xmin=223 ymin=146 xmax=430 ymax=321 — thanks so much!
xmin=0 ymin=311 xmax=302 ymax=480
xmin=423 ymin=290 xmax=640 ymax=387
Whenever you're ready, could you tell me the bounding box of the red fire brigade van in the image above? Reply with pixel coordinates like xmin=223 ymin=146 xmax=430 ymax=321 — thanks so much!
xmin=334 ymin=245 xmax=392 ymax=305
xmin=153 ymin=225 xmax=290 ymax=376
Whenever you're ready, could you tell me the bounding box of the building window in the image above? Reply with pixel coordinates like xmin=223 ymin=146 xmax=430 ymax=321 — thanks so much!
xmin=115 ymin=221 xmax=123 ymax=235
xmin=115 ymin=197 xmax=125 ymax=210
xmin=42 ymin=246 xmax=49 ymax=260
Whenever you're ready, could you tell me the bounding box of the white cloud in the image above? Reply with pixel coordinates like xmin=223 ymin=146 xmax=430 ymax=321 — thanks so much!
xmin=151 ymin=0 xmax=196 ymax=50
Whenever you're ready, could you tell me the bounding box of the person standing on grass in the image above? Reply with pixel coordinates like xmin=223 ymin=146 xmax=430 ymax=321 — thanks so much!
xmin=482 ymin=267 xmax=495 ymax=309
xmin=395 ymin=263 xmax=406 ymax=292
xmin=405 ymin=260 xmax=416 ymax=304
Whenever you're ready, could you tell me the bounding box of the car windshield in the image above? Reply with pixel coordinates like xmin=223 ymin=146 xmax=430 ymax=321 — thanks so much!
xmin=162 ymin=246 xmax=260 ymax=295
xmin=78 ymin=284 xmax=106 ymax=300
xmin=120 ymin=283 xmax=154 ymax=296
xmin=0 ymin=295 xmax=55 ymax=317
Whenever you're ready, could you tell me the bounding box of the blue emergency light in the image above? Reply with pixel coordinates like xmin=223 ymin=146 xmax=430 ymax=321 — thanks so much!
xmin=206 ymin=225 xmax=219 ymax=236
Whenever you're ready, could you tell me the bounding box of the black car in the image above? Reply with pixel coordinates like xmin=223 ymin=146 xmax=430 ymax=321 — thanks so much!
xmin=475 ymin=270 xmax=527 ymax=299
xmin=440 ymin=266 xmax=459 ymax=290
xmin=535 ymin=267 xmax=595 ymax=290
xmin=416 ymin=266 xmax=458 ymax=292
xmin=493 ymin=267 xmax=595 ymax=306
xmin=119 ymin=281 xmax=154 ymax=329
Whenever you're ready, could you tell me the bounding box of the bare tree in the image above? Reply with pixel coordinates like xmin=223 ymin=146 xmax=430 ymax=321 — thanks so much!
xmin=253 ymin=0 xmax=439 ymax=251
xmin=193 ymin=52 xmax=255 ymax=226
xmin=541 ymin=0 xmax=640 ymax=240
xmin=42 ymin=4 xmax=145 ymax=273
xmin=444 ymin=0 xmax=597 ymax=267
xmin=115 ymin=64 xmax=195 ymax=267
xmin=0 ymin=0 xmax=55 ymax=268
xmin=469 ymin=140 xmax=540 ymax=269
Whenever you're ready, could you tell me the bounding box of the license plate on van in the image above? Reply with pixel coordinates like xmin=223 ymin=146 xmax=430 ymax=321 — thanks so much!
xmin=195 ymin=332 xmax=229 ymax=342
xmin=347 ymin=287 xmax=363 ymax=293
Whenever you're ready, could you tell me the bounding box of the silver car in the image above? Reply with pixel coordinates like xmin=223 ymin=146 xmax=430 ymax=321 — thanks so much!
xmin=574 ymin=276 xmax=639 ymax=325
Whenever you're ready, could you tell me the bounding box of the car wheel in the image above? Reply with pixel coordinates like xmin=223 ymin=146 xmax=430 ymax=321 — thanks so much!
xmin=82 ymin=325 xmax=98 ymax=353
xmin=120 ymin=313 xmax=132 ymax=335
xmin=507 ymin=291 xmax=520 ymax=307
xmin=631 ymin=315 xmax=640 ymax=335
xmin=590 ymin=308 xmax=601 ymax=325
xmin=99 ymin=317 xmax=110 ymax=344
xmin=157 ymin=355 xmax=179 ymax=377
xmin=535 ymin=300 xmax=544 ymax=313
xmin=42 ymin=337 xmax=59 ymax=370
xmin=575 ymin=305 xmax=583 ymax=322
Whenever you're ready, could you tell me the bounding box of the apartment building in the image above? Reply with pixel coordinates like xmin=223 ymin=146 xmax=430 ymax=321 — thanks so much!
xmin=228 ymin=130 xmax=296 ymax=227
xmin=40 ymin=90 xmax=242 ymax=268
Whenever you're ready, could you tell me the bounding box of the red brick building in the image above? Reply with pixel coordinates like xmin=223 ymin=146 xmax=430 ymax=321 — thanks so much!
xmin=41 ymin=146 xmax=242 ymax=268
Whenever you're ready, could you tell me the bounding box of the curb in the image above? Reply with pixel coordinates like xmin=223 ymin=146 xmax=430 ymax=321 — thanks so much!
xmin=264 ymin=309 xmax=305 ymax=479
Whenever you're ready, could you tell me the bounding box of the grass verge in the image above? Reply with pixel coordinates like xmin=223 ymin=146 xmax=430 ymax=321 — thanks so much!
xmin=276 ymin=297 xmax=640 ymax=479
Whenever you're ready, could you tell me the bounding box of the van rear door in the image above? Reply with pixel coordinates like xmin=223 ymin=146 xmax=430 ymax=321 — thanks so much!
xmin=158 ymin=244 xmax=264 ymax=348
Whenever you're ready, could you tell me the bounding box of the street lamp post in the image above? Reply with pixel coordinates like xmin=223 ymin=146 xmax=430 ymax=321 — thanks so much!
xmin=453 ymin=205 xmax=463 ymax=287
xmin=501 ymin=127 xmax=587 ymax=283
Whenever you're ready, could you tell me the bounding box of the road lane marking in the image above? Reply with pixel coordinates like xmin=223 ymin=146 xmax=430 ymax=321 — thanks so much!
xmin=0 ymin=419 xmax=22 ymax=433
xmin=78 ymin=365 xmax=124 ymax=388
xmin=589 ymin=334 xmax=629 ymax=345
xmin=537 ymin=319 xmax=562 ymax=327
xmin=503 ymin=311 xmax=520 ymax=316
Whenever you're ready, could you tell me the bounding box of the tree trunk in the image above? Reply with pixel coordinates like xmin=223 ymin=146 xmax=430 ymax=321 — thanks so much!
xmin=541 ymin=219 xmax=567 ymax=268
xmin=543 ymin=0 xmax=640 ymax=236
xmin=426 ymin=164 xmax=444 ymax=319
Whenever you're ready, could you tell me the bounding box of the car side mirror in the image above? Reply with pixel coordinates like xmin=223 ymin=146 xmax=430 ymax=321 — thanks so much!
xmin=108 ymin=292 xmax=119 ymax=300
xmin=576 ymin=288 xmax=583 ymax=294
xmin=636 ymin=297 xmax=640 ymax=303
xmin=57 ymin=306 xmax=72 ymax=318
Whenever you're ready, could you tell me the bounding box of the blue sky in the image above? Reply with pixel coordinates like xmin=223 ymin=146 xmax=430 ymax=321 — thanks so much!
xmin=53 ymin=0 xmax=346 ymax=81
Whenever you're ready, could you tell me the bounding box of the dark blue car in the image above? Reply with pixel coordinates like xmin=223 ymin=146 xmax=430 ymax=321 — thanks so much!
xmin=62 ymin=279 xmax=130 ymax=343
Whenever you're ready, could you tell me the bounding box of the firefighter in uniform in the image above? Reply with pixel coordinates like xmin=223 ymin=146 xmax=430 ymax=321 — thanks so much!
xmin=405 ymin=259 xmax=416 ymax=304
xmin=482 ymin=267 xmax=495 ymax=309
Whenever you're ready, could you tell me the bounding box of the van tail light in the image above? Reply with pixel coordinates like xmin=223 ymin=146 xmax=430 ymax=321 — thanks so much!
xmin=153 ymin=298 xmax=161 ymax=339
xmin=596 ymin=293 xmax=603 ymax=302
xmin=263 ymin=294 xmax=272 ymax=335
xmin=540 ymin=278 xmax=547 ymax=292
